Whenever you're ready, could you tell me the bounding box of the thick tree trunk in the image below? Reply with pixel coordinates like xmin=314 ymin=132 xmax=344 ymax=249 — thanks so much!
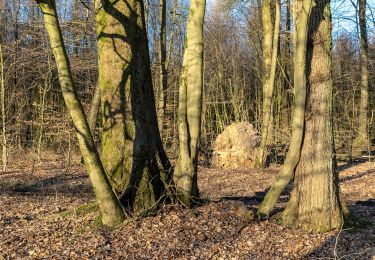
xmin=254 ymin=0 xmax=280 ymax=167
xmin=95 ymin=0 xmax=171 ymax=214
xmin=355 ymin=0 xmax=369 ymax=148
xmin=37 ymin=0 xmax=125 ymax=227
xmin=258 ymin=0 xmax=312 ymax=217
xmin=174 ymin=0 xmax=206 ymax=206
xmin=281 ymin=0 xmax=343 ymax=231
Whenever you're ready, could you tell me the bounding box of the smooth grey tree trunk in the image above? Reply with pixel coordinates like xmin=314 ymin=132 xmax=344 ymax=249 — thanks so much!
xmin=174 ymin=0 xmax=206 ymax=206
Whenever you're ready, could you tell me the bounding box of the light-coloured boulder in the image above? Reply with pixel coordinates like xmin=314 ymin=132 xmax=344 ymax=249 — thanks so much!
xmin=212 ymin=122 xmax=260 ymax=169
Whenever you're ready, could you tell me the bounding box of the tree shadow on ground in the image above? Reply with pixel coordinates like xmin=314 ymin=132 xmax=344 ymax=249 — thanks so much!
xmin=214 ymin=159 xmax=375 ymax=258
xmin=218 ymin=182 xmax=294 ymax=217
xmin=0 ymin=171 xmax=94 ymax=199
xmin=337 ymin=157 xmax=372 ymax=171
xmin=305 ymin=201 xmax=375 ymax=259
xmin=340 ymin=168 xmax=375 ymax=183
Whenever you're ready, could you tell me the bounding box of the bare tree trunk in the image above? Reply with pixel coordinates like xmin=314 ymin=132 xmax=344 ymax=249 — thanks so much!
xmin=254 ymin=0 xmax=280 ymax=167
xmin=37 ymin=55 xmax=52 ymax=161
xmin=80 ymin=82 xmax=100 ymax=164
xmin=355 ymin=0 xmax=369 ymax=148
xmin=145 ymin=0 xmax=149 ymax=32
xmin=37 ymin=0 xmax=125 ymax=227
xmin=280 ymin=0 xmax=292 ymax=136
xmin=281 ymin=0 xmax=343 ymax=231
xmin=174 ymin=0 xmax=206 ymax=206
xmin=88 ymin=83 xmax=101 ymax=137
xmin=258 ymin=0 xmax=312 ymax=217
xmin=95 ymin=0 xmax=171 ymax=214
xmin=157 ymin=0 xmax=167 ymax=138
xmin=0 ymin=43 xmax=6 ymax=171
xmin=166 ymin=0 xmax=178 ymax=70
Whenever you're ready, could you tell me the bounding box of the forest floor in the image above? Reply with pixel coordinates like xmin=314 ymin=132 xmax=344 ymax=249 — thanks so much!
xmin=0 ymin=154 xmax=374 ymax=259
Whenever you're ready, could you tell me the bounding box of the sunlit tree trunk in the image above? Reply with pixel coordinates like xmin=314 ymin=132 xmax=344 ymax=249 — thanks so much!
xmin=174 ymin=0 xmax=206 ymax=206
xmin=258 ymin=0 xmax=312 ymax=217
xmin=355 ymin=0 xmax=369 ymax=148
xmin=80 ymin=83 xmax=101 ymax=163
xmin=37 ymin=0 xmax=125 ymax=227
xmin=281 ymin=0 xmax=343 ymax=231
xmin=88 ymin=83 xmax=101 ymax=137
xmin=95 ymin=0 xmax=171 ymax=214
xmin=254 ymin=0 xmax=280 ymax=167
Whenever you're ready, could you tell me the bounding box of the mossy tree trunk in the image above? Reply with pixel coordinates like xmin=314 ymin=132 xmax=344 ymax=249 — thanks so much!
xmin=36 ymin=0 xmax=125 ymax=228
xmin=95 ymin=0 xmax=171 ymax=214
xmin=258 ymin=0 xmax=312 ymax=217
xmin=281 ymin=0 xmax=343 ymax=231
xmin=254 ymin=0 xmax=281 ymax=168
xmin=173 ymin=0 xmax=206 ymax=206
xmin=355 ymin=0 xmax=369 ymax=148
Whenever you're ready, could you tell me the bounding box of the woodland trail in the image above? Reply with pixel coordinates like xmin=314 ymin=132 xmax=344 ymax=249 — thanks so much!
xmin=0 ymin=155 xmax=374 ymax=259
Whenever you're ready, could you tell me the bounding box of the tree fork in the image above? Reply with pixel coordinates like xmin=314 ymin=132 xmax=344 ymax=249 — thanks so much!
xmin=254 ymin=0 xmax=280 ymax=168
xmin=281 ymin=0 xmax=343 ymax=231
xmin=258 ymin=0 xmax=313 ymax=217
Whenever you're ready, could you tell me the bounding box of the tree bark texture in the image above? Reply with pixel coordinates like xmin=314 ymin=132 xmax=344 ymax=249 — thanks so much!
xmin=37 ymin=0 xmax=125 ymax=227
xmin=174 ymin=0 xmax=206 ymax=206
xmin=282 ymin=0 xmax=343 ymax=231
xmin=95 ymin=0 xmax=171 ymax=214
xmin=356 ymin=0 xmax=369 ymax=148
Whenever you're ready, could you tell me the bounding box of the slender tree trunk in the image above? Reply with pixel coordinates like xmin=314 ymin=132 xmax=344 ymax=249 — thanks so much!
xmin=37 ymin=0 xmax=125 ymax=227
xmin=95 ymin=0 xmax=171 ymax=214
xmin=88 ymin=83 xmax=101 ymax=137
xmin=37 ymin=56 xmax=52 ymax=161
xmin=280 ymin=0 xmax=292 ymax=133
xmin=145 ymin=0 xmax=149 ymax=32
xmin=80 ymin=83 xmax=101 ymax=164
xmin=281 ymin=0 xmax=343 ymax=231
xmin=166 ymin=0 xmax=178 ymax=70
xmin=254 ymin=0 xmax=280 ymax=167
xmin=258 ymin=0 xmax=312 ymax=217
xmin=356 ymin=0 xmax=369 ymax=148
xmin=0 ymin=43 xmax=6 ymax=171
xmin=173 ymin=0 xmax=206 ymax=206
xmin=157 ymin=0 xmax=167 ymax=138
